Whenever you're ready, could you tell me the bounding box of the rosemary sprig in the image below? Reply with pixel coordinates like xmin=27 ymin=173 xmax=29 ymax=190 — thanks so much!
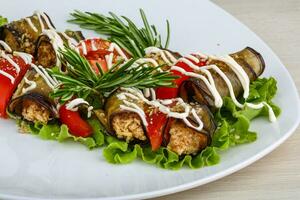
xmin=48 ymin=47 xmax=177 ymax=107
xmin=68 ymin=9 xmax=170 ymax=58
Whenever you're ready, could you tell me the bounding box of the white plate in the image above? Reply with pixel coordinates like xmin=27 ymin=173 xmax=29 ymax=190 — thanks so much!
xmin=0 ymin=0 xmax=299 ymax=199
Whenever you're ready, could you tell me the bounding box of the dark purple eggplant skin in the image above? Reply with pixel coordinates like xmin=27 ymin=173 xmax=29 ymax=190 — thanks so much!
xmin=179 ymin=47 xmax=266 ymax=109
xmin=8 ymin=92 xmax=56 ymax=120
xmin=0 ymin=12 xmax=54 ymax=55
xmin=34 ymin=30 xmax=85 ymax=68
xmin=103 ymin=91 xmax=149 ymax=144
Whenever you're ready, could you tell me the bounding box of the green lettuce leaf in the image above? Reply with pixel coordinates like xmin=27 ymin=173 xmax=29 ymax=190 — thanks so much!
xmin=102 ymin=77 xmax=281 ymax=169
xmin=0 ymin=16 xmax=7 ymax=27
xmin=103 ymin=136 xmax=220 ymax=170
xmin=23 ymin=118 xmax=106 ymax=149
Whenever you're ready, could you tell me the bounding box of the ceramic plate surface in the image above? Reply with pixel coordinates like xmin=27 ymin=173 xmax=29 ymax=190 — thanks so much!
xmin=0 ymin=0 xmax=299 ymax=199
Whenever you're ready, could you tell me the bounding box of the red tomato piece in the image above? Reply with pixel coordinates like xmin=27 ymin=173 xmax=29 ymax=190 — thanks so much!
xmin=59 ymin=104 xmax=93 ymax=137
xmin=146 ymin=110 xmax=168 ymax=151
xmin=0 ymin=57 xmax=29 ymax=118
xmin=156 ymin=56 xmax=207 ymax=99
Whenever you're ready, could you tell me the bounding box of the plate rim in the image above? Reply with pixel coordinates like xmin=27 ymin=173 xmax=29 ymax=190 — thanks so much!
xmin=0 ymin=1 xmax=299 ymax=200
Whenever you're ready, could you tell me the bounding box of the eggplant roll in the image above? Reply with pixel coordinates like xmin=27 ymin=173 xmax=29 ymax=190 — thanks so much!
xmin=179 ymin=47 xmax=265 ymax=108
xmin=35 ymin=30 xmax=84 ymax=68
xmin=102 ymin=91 xmax=216 ymax=155
xmin=8 ymin=69 xmax=57 ymax=124
xmin=166 ymin=103 xmax=216 ymax=155
xmin=103 ymin=92 xmax=147 ymax=143
xmin=0 ymin=12 xmax=54 ymax=54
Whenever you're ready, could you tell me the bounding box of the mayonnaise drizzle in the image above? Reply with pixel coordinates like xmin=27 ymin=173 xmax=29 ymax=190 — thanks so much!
xmin=34 ymin=11 xmax=45 ymax=31
xmin=61 ymin=32 xmax=78 ymax=48
xmin=171 ymin=65 xmax=223 ymax=108
xmin=66 ymin=98 xmax=89 ymax=111
xmin=210 ymin=55 xmax=250 ymax=99
xmin=0 ymin=51 xmax=20 ymax=73
xmin=22 ymin=77 xmax=37 ymax=94
xmin=42 ymin=29 xmax=64 ymax=68
xmin=0 ymin=69 xmax=15 ymax=83
xmin=117 ymin=88 xmax=203 ymax=131
xmin=13 ymin=52 xmax=33 ymax=64
xmin=0 ymin=40 xmax=12 ymax=53
xmin=30 ymin=64 xmax=59 ymax=89
xmin=91 ymin=40 xmax=97 ymax=51
xmin=144 ymin=46 xmax=177 ymax=65
xmin=105 ymin=43 xmax=129 ymax=69
xmin=80 ymin=41 xmax=87 ymax=55
xmin=143 ymin=46 xmax=276 ymax=122
xmin=25 ymin=18 xmax=38 ymax=32
xmin=65 ymin=98 xmax=93 ymax=118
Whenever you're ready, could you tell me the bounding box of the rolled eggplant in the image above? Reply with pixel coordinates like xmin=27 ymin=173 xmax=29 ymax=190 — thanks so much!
xmin=8 ymin=69 xmax=57 ymax=124
xmin=144 ymin=47 xmax=181 ymax=70
xmin=35 ymin=30 xmax=84 ymax=68
xmin=179 ymin=47 xmax=265 ymax=109
xmin=103 ymin=92 xmax=147 ymax=143
xmin=165 ymin=103 xmax=216 ymax=155
xmin=102 ymin=90 xmax=216 ymax=155
xmin=0 ymin=12 xmax=54 ymax=54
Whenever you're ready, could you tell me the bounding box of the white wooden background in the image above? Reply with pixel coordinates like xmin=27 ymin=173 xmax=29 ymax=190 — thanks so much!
xmin=155 ymin=0 xmax=300 ymax=199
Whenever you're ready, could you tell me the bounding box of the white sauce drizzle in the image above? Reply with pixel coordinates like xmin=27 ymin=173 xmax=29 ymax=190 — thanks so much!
xmin=66 ymin=98 xmax=89 ymax=111
xmin=144 ymin=46 xmax=276 ymax=122
xmin=30 ymin=64 xmax=58 ymax=89
xmin=66 ymin=98 xmax=94 ymax=118
xmin=105 ymin=43 xmax=129 ymax=69
xmin=0 ymin=51 xmax=20 ymax=73
xmin=42 ymin=29 xmax=64 ymax=68
xmin=0 ymin=69 xmax=15 ymax=83
xmin=61 ymin=32 xmax=78 ymax=48
xmin=13 ymin=52 xmax=33 ymax=64
xmin=120 ymin=100 xmax=148 ymax=126
xmin=22 ymin=77 xmax=37 ymax=94
xmin=144 ymin=46 xmax=177 ymax=65
xmin=0 ymin=40 xmax=12 ymax=53
xmin=34 ymin=11 xmax=45 ymax=31
xmin=37 ymin=11 xmax=55 ymax=30
xmin=171 ymin=65 xmax=223 ymax=108
xmin=117 ymin=88 xmax=203 ymax=131
xmin=91 ymin=39 xmax=97 ymax=51
xmin=210 ymin=55 xmax=250 ymax=99
xmin=80 ymin=41 xmax=87 ymax=55
xmin=25 ymin=18 xmax=38 ymax=32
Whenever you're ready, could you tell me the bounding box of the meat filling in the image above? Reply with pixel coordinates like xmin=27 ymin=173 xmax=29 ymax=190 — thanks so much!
xmin=21 ymin=99 xmax=50 ymax=124
xmin=36 ymin=40 xmax=57 ymax=67
xmin=167 ymin=120 xmax=208 ymax=155
xmin=111 ymin=112 xmax=146 ymax=142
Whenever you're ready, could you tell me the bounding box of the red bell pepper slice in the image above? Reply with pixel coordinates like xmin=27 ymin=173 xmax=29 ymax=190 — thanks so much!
xmin=156 ymin=57 xmax=207 ymax=99
xmin=146 ymin=110 xmax=167 ymax=151
xmin=59 ymin=104 xmax=93 ymax=137
xmin=0 ymin=56 xmax=29 ymax=118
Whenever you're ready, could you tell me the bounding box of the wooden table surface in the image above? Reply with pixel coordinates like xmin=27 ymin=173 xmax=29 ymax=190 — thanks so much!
xmin=155 ymin=0 xmax=300 ymax=199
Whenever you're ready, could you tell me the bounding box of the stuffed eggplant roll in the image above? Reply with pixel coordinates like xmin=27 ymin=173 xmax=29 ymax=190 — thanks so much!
xmin=102 ymin=88 xmax=216 ymax=155
xmin=165 ymin=103 xmax=216 ymax=155
xmin=8 ymin=65 xmax=58 ymax=124
xmin=179 ymin=47 xmax=265 ymax=109
xmin=35 ymin=30 xmax=84 ymax=68
xmin=0 ymin=11 xmax=54 ymax=54
xmin=103 ymin=92 xmax=147 ymax=143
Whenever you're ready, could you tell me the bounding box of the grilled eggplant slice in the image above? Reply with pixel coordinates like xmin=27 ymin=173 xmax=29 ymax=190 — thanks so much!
xmin=8 ymin=69 xmax=57 ymax=123
xmin=35 ymin=30 xmax=84 ymax=68
xmin=165 ymin=103 xmax=216 ymax=155
xmin=104 ymin=92 xmax=147 ymax=143
xmin=0 ymin=12 xmax=53 ymax=54
xmin=179 ymin=47 xmax=265 ymax=108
